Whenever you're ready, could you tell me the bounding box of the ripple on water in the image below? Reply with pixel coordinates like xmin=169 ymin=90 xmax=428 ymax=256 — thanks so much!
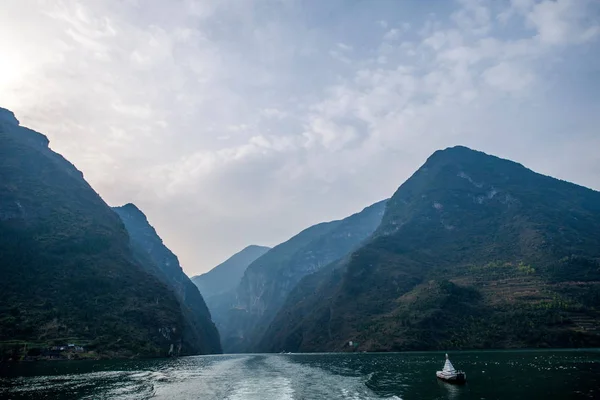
xmin=227 ymin=376 xmax=294 ymax=400
xmin=1 ymin=370 xmax=155 ymax=400
xmin=2 ymin=350 xmax=599 ymax=400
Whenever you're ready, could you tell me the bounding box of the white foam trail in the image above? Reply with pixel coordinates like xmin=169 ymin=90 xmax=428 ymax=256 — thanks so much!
xmin=2 ymin=355 xmax=404 ymax=399
xmin=227 ymin=376 xmax=294 ymax=400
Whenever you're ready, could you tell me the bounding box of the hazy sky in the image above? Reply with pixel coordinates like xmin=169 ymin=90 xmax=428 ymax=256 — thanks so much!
xmin=1 ymin=0 xmax=599 ymax=275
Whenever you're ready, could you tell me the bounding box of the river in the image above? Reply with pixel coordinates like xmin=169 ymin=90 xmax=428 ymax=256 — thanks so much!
xmin=1 ymin=349 xmax=598 ymax=399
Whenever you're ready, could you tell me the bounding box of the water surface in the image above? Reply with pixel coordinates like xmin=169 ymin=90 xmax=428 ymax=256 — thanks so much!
xmin=1 ymin=349 xmax=598 ymax=399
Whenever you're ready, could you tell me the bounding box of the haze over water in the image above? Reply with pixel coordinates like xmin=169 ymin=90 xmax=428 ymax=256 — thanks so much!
xmin=1 ymin=349 xmax=598 ymax=399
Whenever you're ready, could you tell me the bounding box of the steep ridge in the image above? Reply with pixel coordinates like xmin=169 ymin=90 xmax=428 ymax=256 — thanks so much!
xmin=219 ymin=200 xmax=387 ymax=352
xmin=192 ymin=245 xmax=270 ymax=300
xmin=261 ymin=146 xmax=600 ymax=352
xmin=0 ymin=108 xmax=188 ymax=359
xmin=113 ymin=204 xmax=222 ymax=354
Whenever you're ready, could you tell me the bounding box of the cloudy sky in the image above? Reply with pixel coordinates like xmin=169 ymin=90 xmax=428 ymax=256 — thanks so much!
xmin=1 ymin=0 xmax=599 ymax=275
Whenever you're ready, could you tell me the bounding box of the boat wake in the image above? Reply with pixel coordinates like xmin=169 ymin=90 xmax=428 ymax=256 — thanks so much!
xmin=149 ymin=354 xmax=400 ymax=400
xmin=1 ymin=354 xmax=402 ymax=400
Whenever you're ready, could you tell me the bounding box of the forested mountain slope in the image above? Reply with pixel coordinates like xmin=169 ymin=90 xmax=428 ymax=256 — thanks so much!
xmin=217 ymin=200 xmax=387 ymax=352
xmin=261 ymin=146 xmax=600 ymax=352
xmin=113 ymin=204 xmax=222 ymax=354
xmin=0 ymin=107 xmax=193 ymax=359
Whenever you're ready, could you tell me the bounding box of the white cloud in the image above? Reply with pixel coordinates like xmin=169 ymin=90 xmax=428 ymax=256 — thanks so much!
xmin=509 ymin=0 xmax=600 ymax=45
xmin=329 ymin=49 xmax=352 ymax=64
xmin=451 ymin=0 xmax=492 ymax=36
xmin=529 ymin=0 xmax=599 ymax=45
xmin=383 ymin=29 xmax=400 ymax=41
xmin=260 ymin=108 xmax=288 ymax=119
xmin=337 ymin=43 xmax=353 ymax=51
xmin=1 ymin=0 xmax=599 ymax=274
xmin=483 ymin=62 xmax=535 ymax=93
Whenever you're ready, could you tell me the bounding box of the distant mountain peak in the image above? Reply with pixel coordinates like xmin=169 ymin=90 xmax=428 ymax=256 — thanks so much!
xmin=426 ymin=145 xmax=490 ymax=163
xmin=217 ymin=198 xmax=388 ymax=353
xmin=423 ymin=145 xmax=527 ymax=171
xmin=192 ymin=245 xmax=271 ymax=301
xmin=243 ymin=244 xmax=270 ymax=251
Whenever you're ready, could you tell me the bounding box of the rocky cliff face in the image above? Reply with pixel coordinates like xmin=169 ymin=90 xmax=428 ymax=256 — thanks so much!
xmin=217 ymin=200 xmax=388 ymax=352
xmin=0 ymin=107 xmax=187 ymax=359
xmin=113 ymin=204 xmax=222 ymax=355
xmin=260 ymin=146 xmax=600 ymax=353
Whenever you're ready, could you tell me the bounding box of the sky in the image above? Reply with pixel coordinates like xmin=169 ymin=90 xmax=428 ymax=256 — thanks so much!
xmin=1 ymin=0 xmax=599 ymax=276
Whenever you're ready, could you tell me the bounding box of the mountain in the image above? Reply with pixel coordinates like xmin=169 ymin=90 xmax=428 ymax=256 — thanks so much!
xmin=260 ymin=146 xmax=600 ymax=353
xmin=192 ymin=245 xmax=270 ymax=300
xmin=218 ymin=199 xmax=388 ymax=352
xmin=0 ymin=107 xmax=203 ymax=360
xmin=113 ymin=204 xmax=222 ymax=355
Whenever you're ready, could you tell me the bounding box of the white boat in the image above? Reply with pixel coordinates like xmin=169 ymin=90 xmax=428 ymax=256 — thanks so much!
xmin=436 ymin=353 xmax=466 ymax=384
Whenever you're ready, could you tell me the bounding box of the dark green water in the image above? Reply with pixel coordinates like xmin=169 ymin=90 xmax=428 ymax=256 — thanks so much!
xmin=1 ymin=349 xmax=598 ymax=399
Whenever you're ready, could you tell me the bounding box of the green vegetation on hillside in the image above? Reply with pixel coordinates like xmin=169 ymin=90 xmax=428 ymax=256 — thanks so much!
xmin=216 ymin=200 xmax=387 ymax=353
xmin=261 ymin=146 xmax=600 ymax=353
xmin=113 ymin=204 xmax=222 ymax=355
xmin=0 ymin=108 xmax=188 ymax=360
